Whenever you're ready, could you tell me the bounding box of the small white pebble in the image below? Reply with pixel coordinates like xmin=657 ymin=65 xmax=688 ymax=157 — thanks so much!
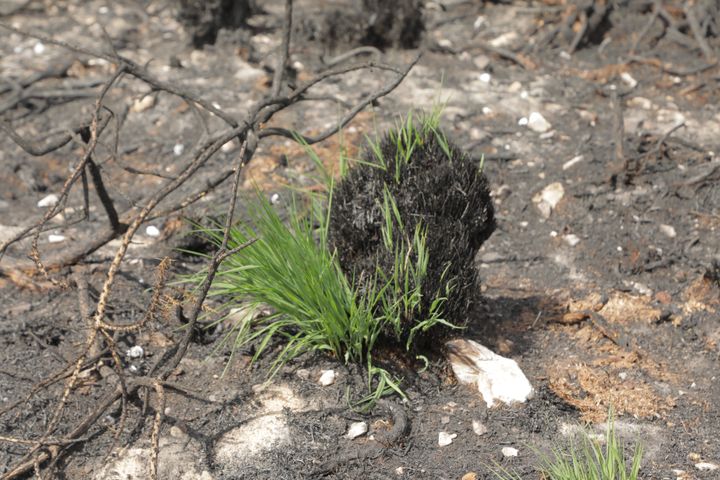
xmin=620 ymin=72 xmax=638 ymax=89
xmin=345 ymin=422 xmax=368 ymax=439
xmin=617 ymin=246 xmax=623 ymax=252
xmin=472 ymin=420 xmax=488 ymax=436
xmin=173 ymin=143 xmax=185 ymax=156
xmin=211 ymin=102 xmax=222 ymax=110
xmin=479 ymin=72 xmax=491 ymax=83
xmin=438 ymin=432 xmax=457 ymax=447
xmin=518 ymin=117 xmax=528 ymax=126
xmin=37 ymin=194 xmax=59 ymax=208
xmin=520 ymin=90 xmax=529 ymax=99
xmin=519 ymin=221 xmax=529 ymax=228
xmin=695 ymin=462 xmax=718 ymax=471
xmin=145 ymin=225 xmax=161 ymax=237
xmin=618 ymin=372 xmax=627 ymax=380
xmin=550 ymin=230 xmax=558 ymax=237
xmin=126 ymin=345 xmax=144 ymax=359
xmin=502 ymin=447 xmax=519 ymax=457
xmin=482 ymin=106 xmax=493 ymax=115
xmin=319 ymin=369 xmax=336 ymax=386
xmin=33 ymin=42 xmax=45 ymax=55
xmin=128 ymin=364 xmax=139 ymax=373
xmin=48 ymin=234 xmax=66 ymax=243
xmin=270 ymin=193 xmax=280 ymax=204
xmin=563 ymin=234 xmax=580 ymax=246
xmin=659 ymin=224 xmax=676 ymax=238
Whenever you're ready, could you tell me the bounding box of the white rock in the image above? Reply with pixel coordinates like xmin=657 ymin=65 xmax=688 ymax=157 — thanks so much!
xmin=37 ymin=194 xmax=59 ymax=208
xmin=659 ymin=224 xmax=676 ymax=238
xmin=502 ymin=447 xmax=519 ymax=457
xmin=33 ymin=42 xmax=45 ymax=54
xmin=472 ymin=420 xmax=488 ymax=436
xmin=270 ymin=193 xmax=280 ymax=205
xmin=48 ymin=234 xmax=66 ymax=243
xmin=126 ymin=345 xmax=144 ymax=359
xmin=479 ymin=73 xmax=491 ymax=84
xmin=527 ymin=112 xmax=552 ymax=133
xmin=618 ymin=372 xmax=628 ymax=380
xmin=532 ymin=182 xmax=565 ymax=218
xmin=695 ymin=462 xmax=718 ymax=471
xmin=345 ymin=422 xmax=368 ymax=440
xmin=438 ymin=432 xmax=457 ymax=447
xmin=145 ymin=225 xmax=161 ymax=237
xmin=446 ymin=339 xmax=534 ymax=408
xmin=633 ymin=282 xmax=653 ymax=296
xmin=173 ymin=143 xmax=185 ymax=156
xmin=518 ymin=117 xmax=528 ymax=126
xmin=620 ymin=72 xmax=638 ymax=89
xmin=318 ymin=369 xmax=336 ymax=386
xmin=563 ymin=155 xmax=584 ymax=170
xmin=131 ymin=95 xmax=156 ymax=113
xmin=563 ymin=234 xmax=580 ymax=247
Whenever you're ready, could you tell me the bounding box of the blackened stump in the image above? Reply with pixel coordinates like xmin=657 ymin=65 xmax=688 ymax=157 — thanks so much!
xmin=329 ymin=128 xmax=495 ymax=347
xmin=176 ymin=0 xmax=259 ymax=48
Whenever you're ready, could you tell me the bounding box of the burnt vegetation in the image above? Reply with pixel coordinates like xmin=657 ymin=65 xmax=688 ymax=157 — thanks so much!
xmin=330 ymin=122 xmax=495 ymax=348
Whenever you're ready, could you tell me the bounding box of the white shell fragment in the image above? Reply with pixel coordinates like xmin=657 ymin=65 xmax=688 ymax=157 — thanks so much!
xmin=502 ymin=447 xmax=519 ymax=457
xmin=446 ymin=339 xmax=534 ymax=408
xmin=527 ymin=112 xmax=552 ymax=133
xmin=173 ymin=143 xmax=185 ymax=156
xmin=145 ymin=225 xmax=161 ymax=237
xmin=345 ymin=422 xmax=368 ymax=440
xmin=695 ymin=462 xmax=718 ymax=471
xmin=318 ymin=369 xmax=336 ymax=386
xmin=37 ymin=194 xmax=59 ymax=208
xmin=438 ymin=432 xmax=457 ymax=447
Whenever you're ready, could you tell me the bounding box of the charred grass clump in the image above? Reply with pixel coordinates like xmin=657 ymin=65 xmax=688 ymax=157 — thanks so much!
xmin=329 ymin=109 xmax=495 ymax=349
xmin=186 ymin=110 xmax=495 ymax=405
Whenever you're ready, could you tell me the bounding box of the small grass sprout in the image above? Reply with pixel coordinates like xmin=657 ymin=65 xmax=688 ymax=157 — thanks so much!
xmin=491 ymin=414 xmax=644 ymax=480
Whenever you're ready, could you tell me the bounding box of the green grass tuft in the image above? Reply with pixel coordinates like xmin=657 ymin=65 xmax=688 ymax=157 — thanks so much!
xmin=491 ymin=415 xmax=643 ymax=480
xmin=185 ymin=109 xmax=462 ymax=409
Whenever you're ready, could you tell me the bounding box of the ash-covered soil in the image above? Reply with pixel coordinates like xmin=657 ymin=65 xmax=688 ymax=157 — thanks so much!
xmin=1 ymin=1 xmax=719 ymax=479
